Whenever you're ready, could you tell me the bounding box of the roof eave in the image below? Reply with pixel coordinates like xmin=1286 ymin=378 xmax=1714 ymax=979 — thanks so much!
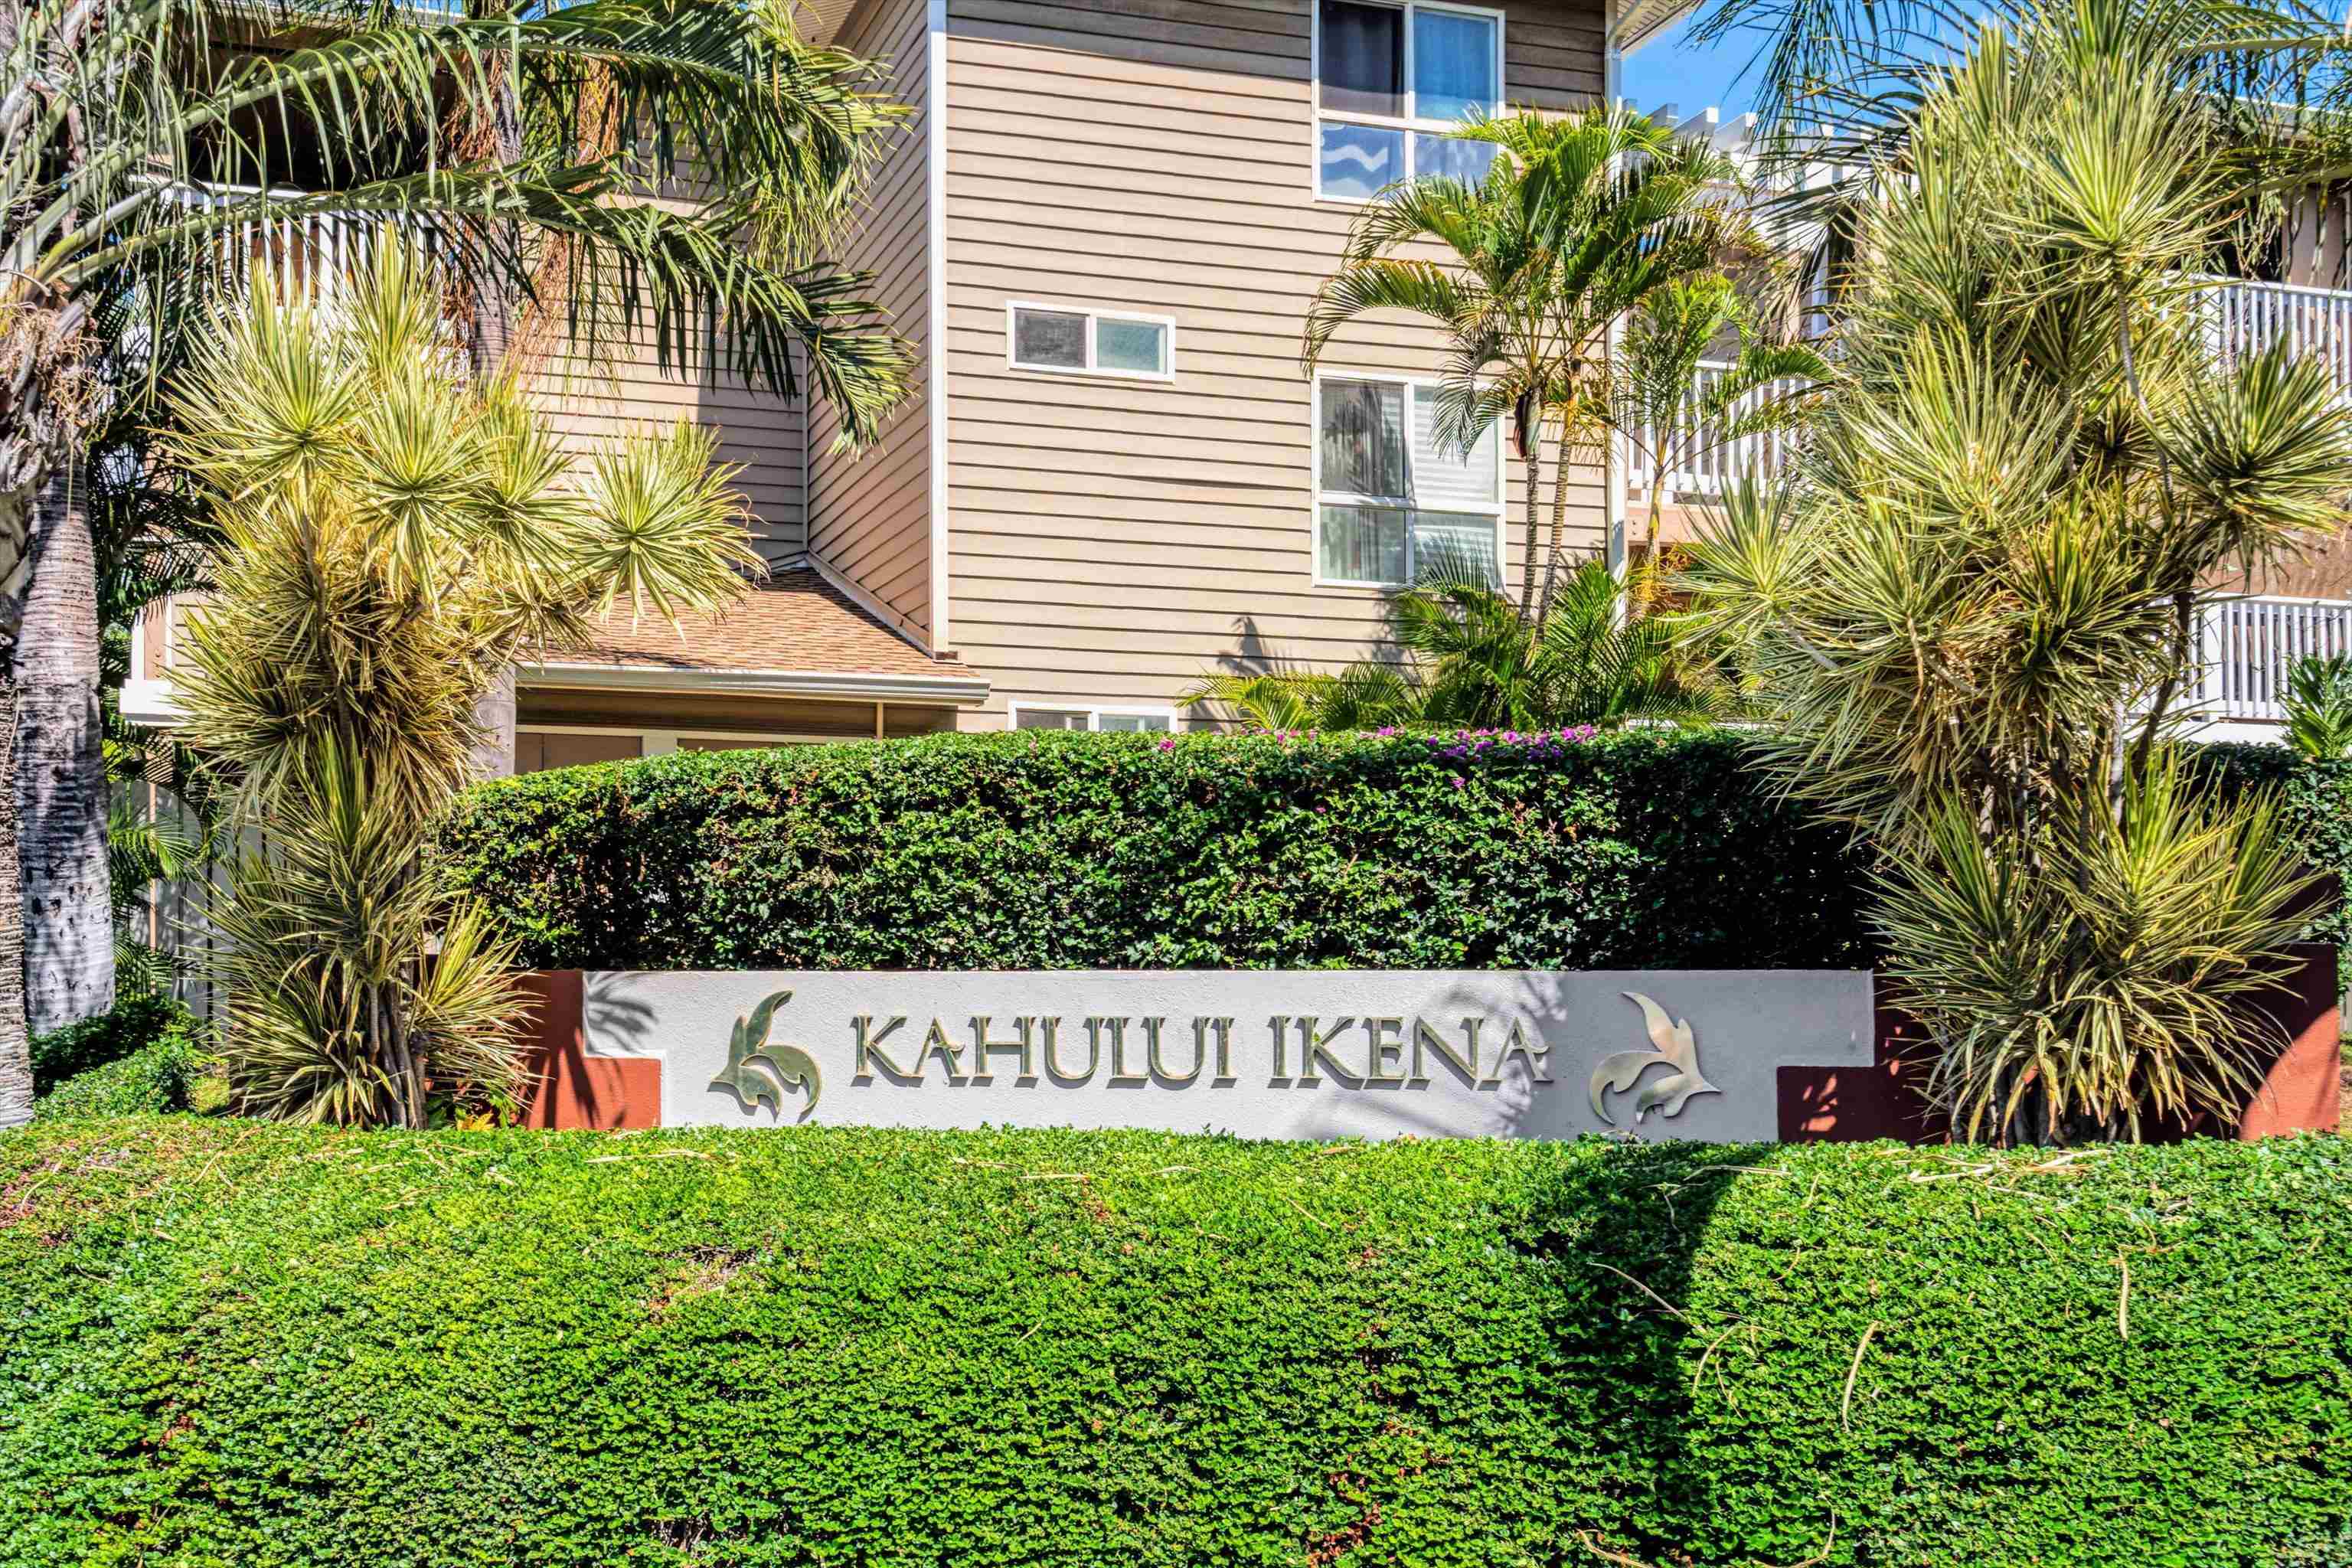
xmin=521 ymin=662 xmax=993 ymax=707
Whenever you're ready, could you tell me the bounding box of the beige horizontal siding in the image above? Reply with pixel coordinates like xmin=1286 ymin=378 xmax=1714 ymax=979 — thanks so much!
xmin=939 ymin=0 xmax=1609 ymax=727
xmin=808 ymin=0 xmax=936 ymax=642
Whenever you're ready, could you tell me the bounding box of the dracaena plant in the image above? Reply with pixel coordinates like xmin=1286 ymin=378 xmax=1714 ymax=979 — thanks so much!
xmin=1681 ymin=0 xmax=2352 ymax=1143
xmin=165 ymin=249 xmax=762 ymax=1125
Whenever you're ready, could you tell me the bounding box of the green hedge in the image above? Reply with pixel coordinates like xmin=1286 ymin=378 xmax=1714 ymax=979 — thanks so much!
xmin=30 ymin=991 xmax=192 ymax=1096
xmin=446 ymin=731 xmax=2352 ymax=975
xmin=2 ymin=1122 xmax=2346 ymax=1566
xmin=446 ymin=730 xmax=1877 ymax=972
xmin=2196 ymin=745 xmax=2352 ymax=952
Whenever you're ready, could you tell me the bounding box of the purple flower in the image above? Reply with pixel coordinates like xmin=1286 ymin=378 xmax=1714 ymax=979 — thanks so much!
xmin=1158 ymin=737 xmax=1175 ymax=751
xmin=1452 ymin=776 xmax=1465 ymax=789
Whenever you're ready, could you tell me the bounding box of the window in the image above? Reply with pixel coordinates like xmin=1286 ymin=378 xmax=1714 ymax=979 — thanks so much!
xmin=1314 ymin=0 xmax=1502 ymax=201
xmin=1011 ymin=705 xmax=1176 ymax=733
xmin=1314 ymin=374 xmax=1503 ymax=587
xmin=1007 ymin=302 xmax=1175 ymax=381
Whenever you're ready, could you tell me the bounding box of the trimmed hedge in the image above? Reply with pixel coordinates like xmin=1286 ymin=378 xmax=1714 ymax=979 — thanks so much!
xmin=2 ymin=1121 xmax=2347 ymax=1566
xmin=2196 ymin=745 xmax=2352 ymax=953
xmin=31 ymin=1035 xmax=199 ymax=1122
xmin=448 ymin=731 xmax=2352 ymax=974
xmin=29 ymin=991 xmax=192 ymax=1096
xmin=446 ymin=730 xmax=1876 ymax=972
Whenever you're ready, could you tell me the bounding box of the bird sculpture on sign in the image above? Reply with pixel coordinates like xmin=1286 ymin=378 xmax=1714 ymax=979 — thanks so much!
xmin=710 ymin=990 xmax=822 ymax=1119
xmin=1588 ymin=991 xmax=1720 ymax=1125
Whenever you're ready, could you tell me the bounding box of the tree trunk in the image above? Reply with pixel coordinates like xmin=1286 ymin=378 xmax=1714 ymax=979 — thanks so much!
xmin=1536 ymin=415 xmax=1575 ymax=628
xmin=1517 ymin=442 xmax=1543 ymax=618
xmin=1637 ymin=486 xmax=1667 ymax=612
xmin=469 ymin=668 xmax=516 ymax=782
xmin=14 ymin=458 xmax=112 ymax=1035
xmin=0 ymin=670 xmax=29 ymax=1126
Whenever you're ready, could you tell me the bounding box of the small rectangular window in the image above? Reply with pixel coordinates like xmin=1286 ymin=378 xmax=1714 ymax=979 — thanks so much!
xmin=1007 ymin=303 xmax=1174 ymax=381
xmin=1012 ymin=309 xmax=1087 ymax=369
xmin=1011 ymin=705 xmax=1176 ymax=733
xmin=1312 ymin=0 xmax=1502 ymax=201
xmin=1315 ymin=374 xmax=1504 ymax=588
xmin=1097 ymin=712 xmax=1172 ymax=733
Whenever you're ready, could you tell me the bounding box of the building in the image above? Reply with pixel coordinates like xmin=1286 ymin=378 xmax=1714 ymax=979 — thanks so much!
xmin=132 ymin=0 xmax=1696 ymax=763
xmin=123 ymin=0 xmax=2352 ymax=754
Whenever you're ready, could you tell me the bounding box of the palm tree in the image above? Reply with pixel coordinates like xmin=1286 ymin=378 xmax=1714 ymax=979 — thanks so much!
xmin=1680 ymin=0 xmax=2352 ymax=1142
xmin=0 ymin=0 xmax=910 ymax=1123
xmin=164 ymin=249 xmax=766 ymax=1125
xmin=1303 ymin=106 xmax=1746 ymax=624
xmin=1612 ymin=274 xmax=1828 ymax=608
xmin=1184 ymin=557 xmax=1734 ymax=732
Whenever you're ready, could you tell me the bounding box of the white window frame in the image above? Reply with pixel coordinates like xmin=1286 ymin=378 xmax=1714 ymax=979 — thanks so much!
xmin=1006 ymin=703 xmax=1180 ymax=733
xmin=1004 ymin=301 xmax=1178 ymax=384
xmin=515 ymin=724 xmax=854 ymax=763
xmin=1310 ymin=370 xmax=1508 ymax=590
xmin=1309 ymin=0 xmax=1507 ymax=204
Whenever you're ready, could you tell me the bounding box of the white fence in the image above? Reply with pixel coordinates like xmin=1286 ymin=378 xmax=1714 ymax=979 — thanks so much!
xmin=2190 ymin=596 xmax=2352 ymax=723
xmin=2204 ymin=278 xmax=2352 ymax=392
xmin=1625 ymin=360 xmax=1814 ymax=498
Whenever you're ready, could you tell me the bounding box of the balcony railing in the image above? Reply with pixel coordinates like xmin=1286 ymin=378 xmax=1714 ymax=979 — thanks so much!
xmin=1625 ymin=360 xmax=1812 ymax=500
xmin=2205 ymin=277 xmax=2352 ymax=391
xmin=155 ymin=180 xmax=433 ymax=297
xmin=2190 ymin=595 xmax=2352 ymax=723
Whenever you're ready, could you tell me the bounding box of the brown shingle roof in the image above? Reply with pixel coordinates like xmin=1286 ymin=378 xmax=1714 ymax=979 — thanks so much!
xmin=559 ymin=567 xmax=946 ymax=680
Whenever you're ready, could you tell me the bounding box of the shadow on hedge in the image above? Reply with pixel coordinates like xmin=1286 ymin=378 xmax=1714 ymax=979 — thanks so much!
xmin=1520 ymin=1141 xmax=1753 ymax=1560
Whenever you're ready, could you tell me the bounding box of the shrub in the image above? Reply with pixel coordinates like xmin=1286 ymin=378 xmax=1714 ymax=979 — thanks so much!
xmin=1 ymin=1121 xmax=2345 ymax=1566
xmin=31 ymin=1034 xmax=199 ymax=1121
xmin=29 ymin=991 xmax=196 ymax=1096
xmin=445 ymin=729 xmax=1877 ymax=972
xmin=2194 ymin=745 xmax=2352 ymax=956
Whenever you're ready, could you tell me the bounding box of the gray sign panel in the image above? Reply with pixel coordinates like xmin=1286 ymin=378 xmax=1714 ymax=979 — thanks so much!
xmin=582 ymin=969 xmax=1877 ymax=1142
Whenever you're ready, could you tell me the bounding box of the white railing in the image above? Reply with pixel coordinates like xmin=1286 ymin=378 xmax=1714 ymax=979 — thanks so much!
xmin=155 ymin=180 xmax=431 ymax=298
xmin=2190 ymin=595 xmax=2352 ymax=721
xmin=2204 ymin=278 xmax=2352 ymax=394
xmin=1626 ymin=360 xmax=1812 ymax=498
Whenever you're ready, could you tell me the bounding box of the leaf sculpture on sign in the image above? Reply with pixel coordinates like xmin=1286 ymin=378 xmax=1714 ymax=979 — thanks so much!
xmin=1589 ymin=992 xmax=1720 ymax=1125
xmin=710 ymin=991 xmax=822 ymax=1120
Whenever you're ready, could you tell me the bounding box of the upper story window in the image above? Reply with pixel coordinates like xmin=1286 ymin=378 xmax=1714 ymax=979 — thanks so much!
xmin=1008 ymin=302 xmax=1174 ymax=381
xmin=1315 ymin=0 xmax=1504 ymax=202
xmin=1315 ymin=374 xmax=1503 ymax=587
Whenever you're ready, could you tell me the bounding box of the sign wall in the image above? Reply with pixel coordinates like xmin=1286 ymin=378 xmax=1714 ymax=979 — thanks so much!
xmin=577 ymin=969 xmax=1879 ymax=1142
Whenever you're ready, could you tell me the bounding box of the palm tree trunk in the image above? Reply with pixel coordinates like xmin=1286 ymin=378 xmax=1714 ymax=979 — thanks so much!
xmin=13 ymin=456 xmax=113 ymax=1035
xmin=1537 ymin=418 xmax=1574 ymax=627
xmin=1517 ymin=443 xmax=1543 ymax=617
xmin=0 ymin=691 xmax=28 ymax=1125
xmin=0 ymin=668 xmax=29 ymax=1127
xmin=469 ymin=667 xmax=516 ymax=780
xmin=1638 ymin=487 xmax=1666 ymax=612
xmin=457 ymin=21 xmax=526 ymax=782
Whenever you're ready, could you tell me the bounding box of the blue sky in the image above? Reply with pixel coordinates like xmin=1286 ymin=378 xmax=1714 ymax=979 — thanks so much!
xmin=1619 ymin=14 xmax=1763 ymax=120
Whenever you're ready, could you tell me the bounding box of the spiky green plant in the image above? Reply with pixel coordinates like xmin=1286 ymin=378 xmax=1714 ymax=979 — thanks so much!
xmin=1185 ymin=558 xmax=1734 ymax=732
xmin=1877 ymin=760 xmax=2316 ymax=1142
xmin=1681 ymin=0 xmax=2352 ymax=1142
xmin=165 ymin=250 xmax=760 ymax=1125
xmin=2283 ymin=652 xmax=2352 ymax=760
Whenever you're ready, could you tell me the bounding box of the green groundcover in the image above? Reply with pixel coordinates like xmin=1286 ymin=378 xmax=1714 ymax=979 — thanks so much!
xmin=3 ymin=1121 xmax=2347 ymax=1567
